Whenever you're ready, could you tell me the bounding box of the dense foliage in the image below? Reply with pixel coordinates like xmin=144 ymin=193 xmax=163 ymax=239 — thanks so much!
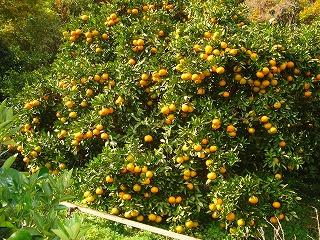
xmin=7 ymin=0 xmax=320 ymax=238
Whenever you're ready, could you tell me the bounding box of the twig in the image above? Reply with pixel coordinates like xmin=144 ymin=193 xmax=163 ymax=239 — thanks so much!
xmin=312 ymin=207 xmax=320 ymax=240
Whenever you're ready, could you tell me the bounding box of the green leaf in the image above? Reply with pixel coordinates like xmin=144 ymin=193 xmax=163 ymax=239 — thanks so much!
xmin=37 ymin=167 xmax=49 ymax=180
xmin=20 ymin=227 xmax=42 ymax=236
xmin=51 ymin=229 xmax=69 ymax=240
xmin=54 ymin=204 xmax=68 ymax=211
xmin=0 ymin=120 xmax=12 ymax=131
xmin=7 ymin=126 xmax=21 ymax=137
xmin=65 ymin=222 xmax=81 ymax=240
xmin=0 ymin=100 xmax=6 ymax=122
xmin=5 ymin=108 xmax=13 ymax=121
xmin=1 ymin=154 xmax=17 ymax=168
xmin=0 ymin=221 xmax=15 ymax=228
xmin=32 ymin=211 xmax=45 ymax=229
xmin=42 ymin=181 xmax=52 ymax=196
xmin=77 ymin=225 xmax=91 ymax=239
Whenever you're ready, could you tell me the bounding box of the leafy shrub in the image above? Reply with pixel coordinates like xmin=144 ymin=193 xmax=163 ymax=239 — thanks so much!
xmin=12 ymin=0 xmax=320 ymax=237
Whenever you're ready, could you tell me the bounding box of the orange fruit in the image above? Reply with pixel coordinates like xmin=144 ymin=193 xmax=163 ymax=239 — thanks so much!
xmin=272 ymin=201 xmax=281 ymax=208
xmin=207 ymin=172 xmax=217 ymax=180
xmin=270 ymin=216 xmax=277 ymax=224
xmin=145 ymin=171 xmax=153 ymax=178
xmin=275 ymin=173 xmax=282 ymax=179
xmin=304 ymin=91 xmax=312 ymax=97
xmin=136 ymin=215 xmax=144 ymax=221
xmin=185 ymin=220 xmax=194 ymax=228
xmin=227 ymin=125 xmax=235 ymax=132
xmin=96 ymin=187 xmax=104 ymax=195
xmin=133 ymin=184 xmax=141 ymax=192
xmin=168 ymin=196 xmax=176 ymax=204
xmin=111 ymin=207 xmax=119 ymax=215
xmin=260 ymin=116 xmax=269 ymax=123
xmin=193 ymin=144 xmax=202 ymax=152
xmin=148 ymin=213 xmax=157 ymax=221
xmin=155 ymin=216 xmax=162 ymax=223
xmin=216 ymin=66 xmax=225 ymax=74
xmin=175 ymin=226 xmax=184 ymax=233
xmin=105 ymin=176 xmax=114 ymax=182
xmin=175 ymin=196 xmax=182 ymax=203
xmin=187 ymin=183 xmax=194 ymax=190
xmin=248 ymin=127 xmax=255 ymax=134
xmin=69 ymin=112 xmax=77 ymax=118
xmin=150 ymin=186 xmax=159 ymax=193
xmin=237 ymin=218 xmax=245 ymax=226
xmin=122 ymin=193 xmax=132 ymax=200
xmin=279 ymin=141 xmax=286 ymax=147
xmin=124 ymin=212 xmax=132 ymax=218
xmin=226 ymin=212 xmax=235 ymax=221
xmin=86 ymin=196 xmax=95 ymax=203
xmin=101 ymin=132 xmax=109 ymax=140
xmin=249 ymin=196 xmax=259 ymax=204
xmin=222 ymin=91 xmax=230 ymax=98
xmin=144 ymin=135 xmax=153 ymax=142
xmin=161 ymin=106 xmax=170 ymax=114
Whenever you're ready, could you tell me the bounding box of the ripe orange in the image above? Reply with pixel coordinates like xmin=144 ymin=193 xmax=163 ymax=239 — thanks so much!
xmin=150 ymin=186 xmax=159 ymax=193
xmin=279 ymin=141 xmax=286 ymax=147
xmin=268 ymin=126 xmax=277 ymax=134
xmin=86 ymin=196 xmax=95 ymax=203
xmin=273 ymin=102 xmax=282 ymax=109
xmin=272 ymin=201 xmax=281 ymax=208
xmin=185 ymin=220 xmax=194 ymax=228
xmin=105 ymin=175 xmax=114 ymax=182
xmin=226 ymin=125 xmax=235 ymax=132
xmin=111 ymin=207 xmax=119 ymax=215
xmin=133 ymin=184 xmax=141 ymax=192
xmin=219 ymin=167 xmax=227 ymax=174
xmin=122 ymin=193 xmax=132 ymax=200
xmin=212 ymin=118 xmax=221 ymax=129
xmin=175 ymin=196 xmax=182 ymax=203
xmin=260 ymin=116 xmax=269 ymax=123
xmin=187 ymin=183 xmax=194 ymax=190
xmin=207 ymin=172 xmax=217 ymax=180
xmin=220 ymin=42 xmax=228 ymax=49
xmin=216 ymin=66 xmax=225 ymax=74
xmin=249 ymin=196 xmax=259 ymax=204
xmin=248 ymin=127 xmax=255 ymax=134
xmin=100 ymin=132 xmax=109 ymax=140
xmin=124 ymin=212 xmax=132 ymax=218
xmin=275 ymin=173 xmax=282 ymax=179
xmin=304 ymin=91 xmax=312 ymax=97
xmin=155 ymin=216 xmax=162 ymax=223
xmin=237 ymin=218 xmax=246 ymax=226
xmin=96 ymin=187 xmax=104 ymax=195
xmin=270 ymin=216 xmax=278 ymax=224
xmin=136 ymin=215 xmax=144 ymax=221
xmin=181 ymin=104 xmax=189 ymax=112
xmin=145 ymin=171 xmax=153 ymax=178
xmin=144 ymin=135 xmax=153 ymax=142
xmin=30 ymin=151 xmax=38 ymax=157
xmin=168 ymin=196 xmax=176 ymax=204
xmin=193 ymin=144 xmax=202 ymax=152
xmin=148 ymin=213 xmax=157 ymax=221
xmin=226 ymin=212 xmax=235 ymax=221
xmin=69 ymin=112 xmax=77 ymax=118
xmin=161 ymin=106 xmax=170 ymax=114
xmin=175 ymin=226 xmax=184 ymax=233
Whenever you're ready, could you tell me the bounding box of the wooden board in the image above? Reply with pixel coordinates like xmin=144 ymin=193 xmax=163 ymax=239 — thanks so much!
xmin=60 ymin=202 xmax=200 ymax=240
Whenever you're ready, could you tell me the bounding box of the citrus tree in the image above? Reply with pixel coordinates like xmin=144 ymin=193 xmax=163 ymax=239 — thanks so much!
xmin=13 ymin=0 xmax=320 ymax=238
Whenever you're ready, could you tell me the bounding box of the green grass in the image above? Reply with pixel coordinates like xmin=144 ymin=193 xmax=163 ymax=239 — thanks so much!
xmin=82 ymin=214 xmax=171 ymax=240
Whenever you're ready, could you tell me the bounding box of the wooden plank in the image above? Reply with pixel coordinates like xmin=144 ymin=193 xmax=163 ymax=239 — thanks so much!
xmin=60 ymin=202 xmax=199 ymax=240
